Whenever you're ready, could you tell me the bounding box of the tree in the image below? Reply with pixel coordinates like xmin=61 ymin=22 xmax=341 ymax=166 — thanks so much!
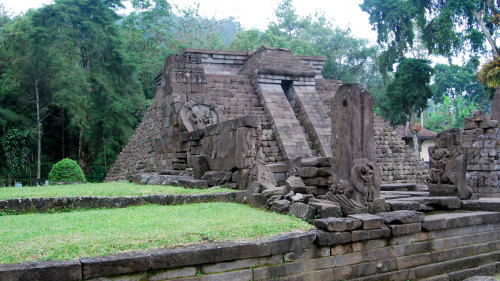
xmin=425 ymin=95 xmax=478 ymax=132
xmin=433 ymin=59 xmax=490 ymax=110
xmin=361 ymin=0 xmax=499 ymax=70
xmin=1 ymin=129 xmax=31 ymax=184
xmin=0 ymin=12 xmax=56 ymax=180
xmin=30 ymin=0 xmax=145 ymax=174
xmin=384 ymin=58 xmax=433 ymax=152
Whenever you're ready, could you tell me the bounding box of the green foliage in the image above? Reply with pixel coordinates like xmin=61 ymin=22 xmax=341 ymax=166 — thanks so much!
xmin=425 ymin=95 xmax=478 ymax=132
xmin=361 ymin=0 xmax=499 ymax=74
xmin=48 ymin=158 xmax=86 ymax=183
xmin=383 ymin=58 xmax=434 ymax=125
xmin=478 ymin=56 xmax=500 ymax=87
xmin=0 ymin=129 xmax=31 ymax=180
xmin=432 ymin=60 xmax=490 ymax=110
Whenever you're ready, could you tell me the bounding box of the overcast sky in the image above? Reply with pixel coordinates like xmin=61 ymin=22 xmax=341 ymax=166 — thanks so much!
xmin=1 ymin=0 xmax=378 ymax=43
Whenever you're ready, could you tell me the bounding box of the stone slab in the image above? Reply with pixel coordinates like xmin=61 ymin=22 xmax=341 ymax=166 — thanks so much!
xmin=314 ymin=217 xmax=362 ymax=232
xmin=349 ymin=213 xmax=384 ymax=230
xmin=0 ymin=260 xmax=82 ymax=281
xmin=423 ymin=212 xmax=500 ymax=231
xmin=376 ymin=210 xmax=425 ymax=224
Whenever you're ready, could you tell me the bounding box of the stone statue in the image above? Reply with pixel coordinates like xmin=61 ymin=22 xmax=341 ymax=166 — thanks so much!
xmin=428 ymin=128 xmax=473 ymax=199
xmin=179 ymin=99 xmax=224 ymax=131
xmin=326 ymin=84 xmax=384 ymax=215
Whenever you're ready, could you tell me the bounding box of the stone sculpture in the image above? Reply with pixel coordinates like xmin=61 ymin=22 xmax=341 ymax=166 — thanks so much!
xmin=326 ymin=83 xmax=384 ymax=215
xmin=428 ymin=128 xmax=473 ymax=199
xmin=178 ymin=99 xmax=224 ymax=132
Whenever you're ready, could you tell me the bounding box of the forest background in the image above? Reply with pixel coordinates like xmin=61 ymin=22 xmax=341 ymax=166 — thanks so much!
xmin=0 ymin=0 xmax=494 ymax=184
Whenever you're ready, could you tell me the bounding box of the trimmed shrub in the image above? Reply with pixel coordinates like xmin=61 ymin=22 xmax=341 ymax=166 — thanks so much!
xmin=48 ymin=158 xmax=86 ymax=183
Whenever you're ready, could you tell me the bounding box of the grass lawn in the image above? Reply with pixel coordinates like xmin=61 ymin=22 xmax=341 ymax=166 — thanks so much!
xmin=0 ymin=202 xmax=313 ymax=264
xmin=0 ymin=182 xmax=235 ymax=200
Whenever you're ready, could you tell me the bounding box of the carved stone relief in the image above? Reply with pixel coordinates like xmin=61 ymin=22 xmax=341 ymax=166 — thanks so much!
xmin=178 ymin=99 xmax=224 ymax=132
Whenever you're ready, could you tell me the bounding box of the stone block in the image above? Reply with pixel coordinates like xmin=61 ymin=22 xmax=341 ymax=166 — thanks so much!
xmin=285 ymin=176 xmax=308 ymax=193
xmin=201 ymin=171 xmax=232 ymax=186
xmin=335 ymin=252 xmax=363 ymax=267
xmin=300 ymin=157 xmax=332 ymax=167
xmin=267 ymin=231 xmax=317 ymax=255
xmin=308 ymin=200 xmax=342 ymax=218
xmin=396 ymin=253 xmax=433 ymax=270
xmin=289 ymin=202 xmax=316 ymax=221
xmin=376 ymin=210 xmax=425 ymax=224
xmin=0 ymin=260 xmax=82 ymax=281
xmin=284 ymin=246 xmax=330 ymax=262
xmin=175 ymin=269 xmax=253 ymax=281
xmin=298 ymin=167 xmax=332 ymax=178
xmin=351 ymin=226 xmax=391 ymax=242
xmin=388 ymin=222 xmax=422 ymax=236
xmin=81 ymin=252 xmax=151 ymax=279
xmin=315 ymin=230 xmax=352 ymax=246
xmin=201 ymin=255 xmax=282 ymax=274
xmin=268 ymin=199 xmax=291 ymax=214
xmin=314 ymin=217 xmax=362 ymax=232
xmin=149 ymin=267 xmax=196 ymax=281
xmin=362 ymin=245 xmax=404 ymax=262
xmin=150 ymin=240 xmax=271 ymax=270
xmin=349 ymin=213 xmax=384 ymax=230
xmin=303 ymin=177 xmax=330 ymax=186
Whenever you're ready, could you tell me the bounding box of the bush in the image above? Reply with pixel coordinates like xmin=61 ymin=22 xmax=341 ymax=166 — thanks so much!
xmin=48 ymin=158 xmax=86 ymax=183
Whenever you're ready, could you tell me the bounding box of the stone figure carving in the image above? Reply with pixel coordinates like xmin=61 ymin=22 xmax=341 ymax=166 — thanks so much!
xmin=179 ymin=99 xmax=224 ymax=132
xmin=327 ymin=84 xmax=384 ymax=215
xmin=327 ymin=158 xmax=382 ymax=215
xmin=428 ymin=128 xmax=473 ymax=199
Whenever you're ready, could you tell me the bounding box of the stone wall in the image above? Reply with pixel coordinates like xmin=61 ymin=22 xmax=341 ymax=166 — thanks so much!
xmin=3 ymin=211 xmax=500 ymax=281
xmin=374 ymin=116 xmax=428 ymax=184
xmin=463 ymin=111 xmax=500 ymax=197
xmin=154 ymin=115 xmax=260 ymax=188
xmin=104 ymin=93 xmax=164 ymax=182
xmin=106 ymin=48 xmax=431 ymax=186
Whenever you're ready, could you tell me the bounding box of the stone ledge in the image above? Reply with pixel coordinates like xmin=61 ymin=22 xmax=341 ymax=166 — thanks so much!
xmin=0 ymin=191 xmax=246 ymax=213
xmin=0 ymin=260 xmax=81 ymax=281
xmin=423 ymin=211 xmax=500 ymax=231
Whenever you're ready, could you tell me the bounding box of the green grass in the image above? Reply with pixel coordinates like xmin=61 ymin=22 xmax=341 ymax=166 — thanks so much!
xmin=0 ymin=203 xmax=313 ymax=264
xmin=0 ymin=182 xmax=235 ymax=200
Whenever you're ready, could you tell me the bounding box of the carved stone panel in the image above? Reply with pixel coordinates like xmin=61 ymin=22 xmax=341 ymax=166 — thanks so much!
xmin=178 ymin=99 xmax=224 ymax=132
xmin=428 ymin=128 xmax=473 ymax=199
xmin=326 ymin=83 xmax=384 ymax=214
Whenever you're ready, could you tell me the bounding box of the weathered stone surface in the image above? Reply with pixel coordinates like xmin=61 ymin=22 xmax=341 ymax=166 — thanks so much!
xmin=301 ymin=157 xmax=332 ymax=167
xmin=376 ymin=210 xmax=425 ymax=224
xmin=328 ymin=83 xmax=382 ymax=214
xmin=284 ymin=246 xmax=330 ymax=261
xmin=149 ymin=267 xmax=196 ymax=281
xmin=201 ymin=255 xmax=282 ymax=274
xmin=201 ymin=171 xmax=232 ymax=186
xmin=385 ymin=199 xmax=421 ymax=211
xmin=308 ymin=199 xmax=342 ymax=218
xmin=394 ymin=196 xmax=461 ymax=210
xmin=81 ymin=251 xmax=151 ymax=279
xmin=0 ymin=261 xmax=81 ymax=281
xmin=299 ymin=167 xmax=332 ymax=178
xmin=289 ymin=202 xmax=316 ymax=221
xmin=349 ymin=213 xmax=384 ymax=230
xmin=285 ymin=176 xmax=308 ymax=193
xmin=463 ymin=276 xmax=498 ymax=281
xmin=351 ymin=225 xmax=391 ymax=242
xmin=262 ymin=186 xmax=288 ymax=197
xmin=388 ymin=222 xmax=422 ymax=236
xmin=315 ymin=230 xmax=352 ymax=245
xmin=428 ymin=128 xmax=473 ymax=199
xmin=268 ymin=199 xmax=291 ymax=214
xmin=314 ymin=217 xmax=362 ymax=232
xmin=422 ymin=211 xmax=500 ymax=231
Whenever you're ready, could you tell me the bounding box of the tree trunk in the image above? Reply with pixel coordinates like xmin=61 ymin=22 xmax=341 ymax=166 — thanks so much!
xmin=471 ymin=9 xmax=499 ymax=56
xmin=61 ymin=108 xmax=65 ymax=159
xmin=409 ymin=111 xmax=420 ymax=154
xmin=78 ymin=128 xmax=86 ymax=174
xmin=35 ymin=77 xmax=41 ymax=180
